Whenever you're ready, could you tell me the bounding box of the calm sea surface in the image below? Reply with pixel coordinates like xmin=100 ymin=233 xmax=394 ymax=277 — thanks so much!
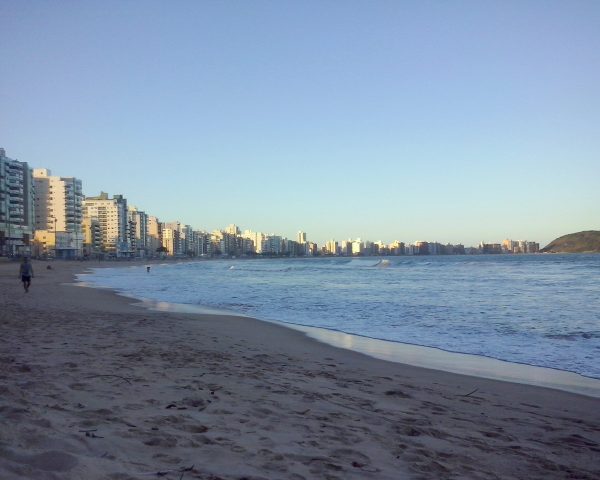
xmin=80 ymin=255 xmax=600 ymax=379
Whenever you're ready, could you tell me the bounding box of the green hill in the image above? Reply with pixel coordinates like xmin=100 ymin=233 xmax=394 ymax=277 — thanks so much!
xmin=541 ymin=230 xmax=600 ymax=253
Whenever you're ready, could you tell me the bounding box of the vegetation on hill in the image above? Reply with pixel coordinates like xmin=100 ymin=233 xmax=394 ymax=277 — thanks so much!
xmin=541 ymin=230 xmax=600 ymax=253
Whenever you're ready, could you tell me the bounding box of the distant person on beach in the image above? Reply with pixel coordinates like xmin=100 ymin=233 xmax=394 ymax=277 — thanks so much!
xmin=19 ymin=257 xmax=34 ymax=293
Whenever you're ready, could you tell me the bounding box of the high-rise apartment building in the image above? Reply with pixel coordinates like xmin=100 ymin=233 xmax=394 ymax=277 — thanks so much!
xmin=161 ymin=221 xmax=193 ymax=256
xmin=163 ymin=221 xmax=190 ymax=256
xmin=242 ymin=230 xmax=264 ymax=254
xmin=82 ymin=216 xmax=102 ymax=257
xmin=0 ymin=149 xmax=35 ymax=255
xmin=265 ymin=235 xmax=283 ymax=255
xmin=83 ymin=192 xmax=131 ymax=257
xmin=296 ymin=230 xmax=311 ymax=256
xmin=147 ymin=215 xmax=163 ymax=254
xmin=181 ymin=224 xmax=194 ymax=256
xmin=226 ymin=224 xmax=241 ymax=236
xmin=389 ymin=240 xmax=405 ymax=255
xmin=212 ymin=229 xmax=241 ymax=256
xmin=33 ymin=168 xmax=83 ymax=258
xmin=340 ymin=240 xmax=351 ymax=256
xmin=193 ymin=231 xmax=212 ymax=256
xmin=326 ymin=239 xmax=339 ymax=255
xmin=162 ymin=225 xmax=179 ymax=256
xmin=33 ymin=169 xmax=83 ymax=233
xmin=351 ymin=239 xmax=363 ymax=256
xmin=128 ymin=206 xmax=149 ymax=257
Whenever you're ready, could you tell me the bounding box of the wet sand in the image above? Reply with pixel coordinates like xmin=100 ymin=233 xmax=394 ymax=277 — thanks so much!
xmin=1 ymin=259 xmax=599 ymax=479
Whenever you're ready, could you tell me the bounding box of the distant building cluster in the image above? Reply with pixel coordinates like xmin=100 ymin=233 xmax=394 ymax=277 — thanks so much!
xmin=500 ymin=239 xmax=540 ymax=254
xmin=0 ymin=148 xmax=540 ymax=259
xmin=320 ymin=239 xmax=538 ymax=256
xmin=322 ymin=239 xmax=466 ymax=256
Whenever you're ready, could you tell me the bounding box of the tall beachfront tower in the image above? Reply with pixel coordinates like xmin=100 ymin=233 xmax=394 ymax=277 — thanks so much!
xmin=128 ymin=206 xmax=149 ymax=257
xmin=147 ymin=215 xmax=163 ymax=254
xmin=297 ymin=231 xmax=311 ymax=256
xmin=0 ymin=148 xmax=35 ymax=256
xmin=242 ymin=230 xmax=264 ymax=254
xmin=326 ymin=239 xmax=339 ymax=255
xmin=83 ymin=192 xmax=131 ymax=257
xmin=33 ymin=168 xmax=84 ymax=258
xmin=162 ymin=221 xmax=193 ymax=257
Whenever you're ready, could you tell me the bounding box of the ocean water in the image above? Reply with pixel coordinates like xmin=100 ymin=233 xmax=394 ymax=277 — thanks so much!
xmin=79 ymin=255 xmax=600 ymax=379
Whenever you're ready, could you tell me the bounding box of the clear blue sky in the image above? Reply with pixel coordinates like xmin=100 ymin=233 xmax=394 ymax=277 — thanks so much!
xmin=1 ymin=1 xmax=598 ymax=247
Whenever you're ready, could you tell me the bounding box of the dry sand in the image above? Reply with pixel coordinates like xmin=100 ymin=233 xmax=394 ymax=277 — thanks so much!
xmin=0 ymin=259 xmax=599 ymax=479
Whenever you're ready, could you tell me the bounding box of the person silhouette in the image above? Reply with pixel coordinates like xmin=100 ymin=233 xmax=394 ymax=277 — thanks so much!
xmin=19 ymin=257 xmax=34 ymax=293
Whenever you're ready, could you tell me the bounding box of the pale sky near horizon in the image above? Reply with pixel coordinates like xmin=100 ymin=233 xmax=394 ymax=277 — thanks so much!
xmin=1 ymin=1 xmax=598 ymax=247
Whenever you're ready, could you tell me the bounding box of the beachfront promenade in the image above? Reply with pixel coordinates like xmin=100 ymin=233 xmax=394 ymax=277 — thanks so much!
xmin=0 ymin=260 xmax=598 ymax=479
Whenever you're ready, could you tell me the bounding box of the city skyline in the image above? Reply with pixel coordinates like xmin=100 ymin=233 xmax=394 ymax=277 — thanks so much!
xmin=0 ymin=146 xmax=572 ymax=251
xmin=2 ymin=2 xmax=599 ymax=247
xmin=2 ymin=145 xmax=543 ymax=258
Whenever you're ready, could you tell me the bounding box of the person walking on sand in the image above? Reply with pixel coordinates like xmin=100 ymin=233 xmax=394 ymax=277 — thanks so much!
xmin=19 ymin=257 xmax=34 ymax=293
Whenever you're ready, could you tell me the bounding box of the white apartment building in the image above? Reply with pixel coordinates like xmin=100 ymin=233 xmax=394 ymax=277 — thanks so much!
xmin=212 ymin=229 xmax=240 ymax=256
xmin=162 ymin=226 xmax=178 ymax=256
xmin=340 ymin=240 xmax=352 ymax=256
xmin=242 ymin=230 xmax=264 ymax=254
xmin=83 ymin=192 xmax=130 ymax=257
xmin=193 ymin=231 xmax=212 ymax=256
xmin=297 ymin=231 xmax=311 ymax=256
xmin=161 ymin=221 xmax=193 ymax=256
xmin=128 ymin=206 xmax=149 ymax=257
xmin=389 ymin=240 xmax=405 ymax=255
xmin=326 ymin=239 xmax=338 ymax=255
xmin=351 ymin=239 xmax=363 ymax=256
xmin=33 ymin=168 xmax=84 ymax=258
xmin=226 ymin=224 xmax=241 ymax=236
xmin=265 ymin=235 xmax=283 ymax=255
xmin=0 ymin=149 xmax=35 ymax=256
xmin=181 ymin=224 xmax=194 ymax=255
xmin=147 ymin=215 xmax=162 ymax=255
xmin=163 ymin=221 xmax=190 ymax=256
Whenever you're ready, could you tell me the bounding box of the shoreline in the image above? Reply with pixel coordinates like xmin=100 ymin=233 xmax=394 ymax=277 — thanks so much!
xmin=78 ymin=263 xmax=600 ymax=399
xmin=292 ymin=324 xmax=600 ymax=398
xmin=1 ymin=260 xmax=599 ymax=479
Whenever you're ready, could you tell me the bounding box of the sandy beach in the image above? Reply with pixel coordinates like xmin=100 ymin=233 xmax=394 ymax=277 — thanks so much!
xmin=1 ymin=260 xmax=599 ymax=479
